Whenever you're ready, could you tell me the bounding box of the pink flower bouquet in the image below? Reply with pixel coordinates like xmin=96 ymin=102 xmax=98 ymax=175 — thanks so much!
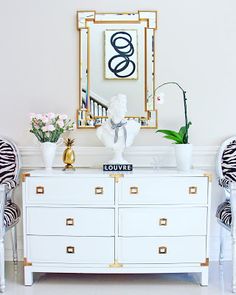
xmin=30 ymin=113 xmax=74 ymax=143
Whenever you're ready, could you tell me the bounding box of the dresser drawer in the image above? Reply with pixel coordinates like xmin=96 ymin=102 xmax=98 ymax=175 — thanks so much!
xmin=26 ymin=177 xmax=114 ymax=205
xmin=27 ymin=236 xmax=114 ymax=263
xmin=118 ymin=236 xmax=206 ymax=263
xmin=120 ymin=177 xmax=208 ymax=205
xmin=119 ymin=207 xmax=207 ymax=236
xmin=27 ymin=207 xmax=114 ymax=236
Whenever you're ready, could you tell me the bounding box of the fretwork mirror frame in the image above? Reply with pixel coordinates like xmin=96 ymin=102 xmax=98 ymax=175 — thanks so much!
xmin=77 ymin=11 xmax=158 ymax=129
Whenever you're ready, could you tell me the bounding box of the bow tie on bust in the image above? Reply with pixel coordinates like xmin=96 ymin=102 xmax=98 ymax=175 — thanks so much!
xmin=110 ymin=119 xmax=127 ymax=144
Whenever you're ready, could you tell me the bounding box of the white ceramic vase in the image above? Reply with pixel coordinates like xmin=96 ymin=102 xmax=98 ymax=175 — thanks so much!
xmin=41 ymin=142 xmax=57 ymax=170
xmin=174 ymin=143 xmax=193 ymax=171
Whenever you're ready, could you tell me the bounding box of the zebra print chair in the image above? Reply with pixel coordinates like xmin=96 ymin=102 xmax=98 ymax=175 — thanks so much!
xmin=216 ymin=136 xmax=236 ymax=293
xmin=0 ymin=136 xmax=21 ymax=292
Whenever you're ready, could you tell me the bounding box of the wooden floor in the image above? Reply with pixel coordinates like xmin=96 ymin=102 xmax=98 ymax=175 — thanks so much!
xmin=3 ymin=261 xmax=234 ymax=294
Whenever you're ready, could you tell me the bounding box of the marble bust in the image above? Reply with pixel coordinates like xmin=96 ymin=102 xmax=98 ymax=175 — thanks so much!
xmin=96 ymin=94 xmax=140 ymax=164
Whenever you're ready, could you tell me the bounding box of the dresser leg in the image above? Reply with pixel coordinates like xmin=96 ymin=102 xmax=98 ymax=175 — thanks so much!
xmin=200 ymin=268 xmax=209 ymax=286
xmin=24 ymin=268 xmax=33 ymax=286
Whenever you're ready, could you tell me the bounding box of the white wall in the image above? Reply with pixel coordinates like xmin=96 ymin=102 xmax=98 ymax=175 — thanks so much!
xmin=1 ymin=0 xmax=236 ymax=261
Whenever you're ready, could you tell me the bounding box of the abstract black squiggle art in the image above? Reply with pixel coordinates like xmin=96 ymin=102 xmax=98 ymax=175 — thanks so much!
xmin=108 ymin=32 xmax=136 ymax=78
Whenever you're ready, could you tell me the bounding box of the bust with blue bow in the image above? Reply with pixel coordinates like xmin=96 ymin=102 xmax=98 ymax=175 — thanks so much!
xmin=96 ymin=94 xmax=140 ymax=164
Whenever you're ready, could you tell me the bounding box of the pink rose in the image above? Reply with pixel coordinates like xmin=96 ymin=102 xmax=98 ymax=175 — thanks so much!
xmin=42 ymin=116 xmax=49 ymax=124
xmin=36 ymin=114 xmax=43 ymax=120
xmin=47 ymin=112 xmax=56 ymax=119
xmin=58 ymin=120 xmax=64 ymax=128
xmin=42 ymin=126 xmax=48 ymax=132
xmin=47 ymin=125 xmax=55 ymax=131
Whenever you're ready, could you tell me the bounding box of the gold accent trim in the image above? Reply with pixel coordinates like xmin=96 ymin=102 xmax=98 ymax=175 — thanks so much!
xmin=66 ymin=246 xmax=75 ymax=254
xmin=23 ymin=258 xmax=32 ymax=266
xmin=66 ymin=218 xmax=74 ymax=226
xmin=189 ymin=186 xmax=198 ymax=195
xmin=200 ymin=258 xmax=209 ymax=266
xmin=158 ymin=246 xmax=167 ymax=254
xmin=109 ymin=260 xmax=123 ymax=268
xmin=21 ymin=173 xmax=30 ymax=182
xmin=203 ymin=172 xmax=213 ymax=183
xmin=110 ymin=173 xmax=124 ymax=183
xmin=159 ymin=218 xmax=167 ymax=226
xmin=130 ymin=186 xmax=139 ymax=194
xmin=36 ymin=186 xmax=44 ymax=194
xmin=95 ymin=186 xmax=104 ymax=195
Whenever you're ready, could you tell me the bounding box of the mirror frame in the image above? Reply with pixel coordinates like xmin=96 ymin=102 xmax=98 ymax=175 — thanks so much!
xmin=76 ymin=10 xmax=158 ymax=129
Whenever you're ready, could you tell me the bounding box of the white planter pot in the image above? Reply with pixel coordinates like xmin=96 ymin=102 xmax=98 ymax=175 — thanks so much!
xmin=174 ymin=143 xmax=193 ymax=171
xmin=41 ymin=142 xmax=57 ymax=170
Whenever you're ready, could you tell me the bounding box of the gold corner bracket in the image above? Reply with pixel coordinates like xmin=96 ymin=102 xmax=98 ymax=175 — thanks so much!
xmin=109 ymin=174 xmax=124 ymax=183
xmin=109 ymin=260 xmax=123 ymax=268
xmin=203 ymin=172 xmax=213 ymax=183
xmin=21 ymin=172 xmax=30 ymax=182
xmin=200 ymin=258 xmax=209 ymax=266
xmin=24 ymin=257 xmax=32 ymax=266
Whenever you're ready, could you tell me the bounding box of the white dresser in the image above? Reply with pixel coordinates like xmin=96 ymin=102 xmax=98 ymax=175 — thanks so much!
xmin=22 ymin=169 xmax=211 ymax=286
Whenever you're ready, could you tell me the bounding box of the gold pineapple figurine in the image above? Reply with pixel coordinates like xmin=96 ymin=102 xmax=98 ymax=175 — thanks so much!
xmin=63 ymin=138 xmax=76 ymax=171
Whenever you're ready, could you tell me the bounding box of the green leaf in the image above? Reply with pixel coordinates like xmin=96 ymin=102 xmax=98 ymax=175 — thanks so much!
xmin=163 ymin=135 xmax=182 ymax=144
xmin=156 ymin=129 xmax=183 ymax=142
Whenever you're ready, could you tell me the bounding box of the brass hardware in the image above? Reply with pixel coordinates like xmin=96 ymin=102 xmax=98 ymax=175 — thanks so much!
xmin=66 ymin=218 xmax=74 ymax=226
xmin=95 ymin=186 xmax=104 ymax=195
xmin=200 ymin=258 xmax=209 ymax=266
xmin=36 ymin=186 xmax=44 ymax=194
xmin=203 ymin=172 xmax=213 ymax=183
xmin=159 ymin=218 xmax=168 ymax=226
xmin=158 ymin=246 xmax=167 ymax=254
xmin=66 ymin=246 xmax=75 ymax=254
xmin=109 ymin=260 xmax=123 ymax=268
xmin=21 ymin=173 xmax=30 ymax=182
xmin=189 ymin=186 xmax=197 ymax=195
xmin=109 ymin=174 xmax=124 ymax=183
xmin=130 ymin=186 xmax=139 ymax=194
xmin=23 ymin=257 xmax=32 ymax=266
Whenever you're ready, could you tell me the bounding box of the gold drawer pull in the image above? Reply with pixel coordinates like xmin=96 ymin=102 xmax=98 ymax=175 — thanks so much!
xmin=189 ymin=186 xmax=197 ymax=195
xmin=159 ymin=218 xmax=167 ymax=226
xmin=130 ymin=186 xmax=139 ymax=194
xmin=95 ymin=186 xmax=104 ymax=195
xmin=66 ymin=246 xmax=75 ymax=254
xmin=158 ymin=246 xmax=167 ymax=254
xmin=66 ymin=218 xmax=74 ymax=226
xmin=36 ymin=186 xmax=44 ymax=194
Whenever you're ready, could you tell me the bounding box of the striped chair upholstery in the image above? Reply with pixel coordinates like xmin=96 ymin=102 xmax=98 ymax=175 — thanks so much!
xmin=4 ymin=201 xmax=21 ymax=228
xmin=0 ymin=137 xmax=21 ymax=227
xmin=216 ymin=139 xmax=236 ymax=227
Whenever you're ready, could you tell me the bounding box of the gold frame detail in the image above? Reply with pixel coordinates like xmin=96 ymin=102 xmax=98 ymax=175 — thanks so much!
xmin=109 ymin=173 xmax=124 ymax=183
xmin=76 ymin=10 xmax=158 ymax=129
xmin=203 ymin=172 xmax=213 ymax=183
xmin=23 ymin=257 xmax=32 ymax=267
xmin=109 ymin=260 xmax=123 ymax=268
xmin=21 ymin=173 xmax=30 ymax=182
xmin=200 ymin=258 xmax=209 ymax=266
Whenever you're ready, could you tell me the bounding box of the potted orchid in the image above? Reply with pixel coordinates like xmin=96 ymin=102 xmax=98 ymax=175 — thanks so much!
xmin=155 ymin=82 xmax=193 ymax=171
xmin=30 ymin=113 xmax=74 ymax=170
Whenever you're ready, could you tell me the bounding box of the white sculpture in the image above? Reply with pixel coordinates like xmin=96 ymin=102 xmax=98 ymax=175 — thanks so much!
xmin=96 ymin=94 xmax=140 ymax=164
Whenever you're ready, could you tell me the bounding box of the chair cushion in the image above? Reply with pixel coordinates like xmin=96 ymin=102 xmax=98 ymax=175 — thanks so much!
xmin=216 ymin=200 xmax=231 ymax=227
xmin=4 ymin=201 xmax=21 ymax=228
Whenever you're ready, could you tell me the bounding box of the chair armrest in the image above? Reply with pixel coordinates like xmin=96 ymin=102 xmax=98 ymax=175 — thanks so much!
xmin=0 ymin=184 xmax=6 ymax=239
xmin=230 ymin=182 xmax=236 ymax=237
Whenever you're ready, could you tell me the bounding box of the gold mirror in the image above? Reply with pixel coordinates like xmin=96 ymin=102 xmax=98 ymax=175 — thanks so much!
xmin=77 ymin=11 xmax=157 ymax=129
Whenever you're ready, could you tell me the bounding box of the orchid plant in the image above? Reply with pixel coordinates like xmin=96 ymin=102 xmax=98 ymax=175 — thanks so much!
xmin=30 ymin=113 xmax=74 ymax=143
xmin=155 ymin=82 xmax=192 ymax=144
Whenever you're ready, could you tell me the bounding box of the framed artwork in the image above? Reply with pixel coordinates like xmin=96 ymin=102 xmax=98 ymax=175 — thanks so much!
xmin=104 ymin=29 xmax=138 ymax=80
